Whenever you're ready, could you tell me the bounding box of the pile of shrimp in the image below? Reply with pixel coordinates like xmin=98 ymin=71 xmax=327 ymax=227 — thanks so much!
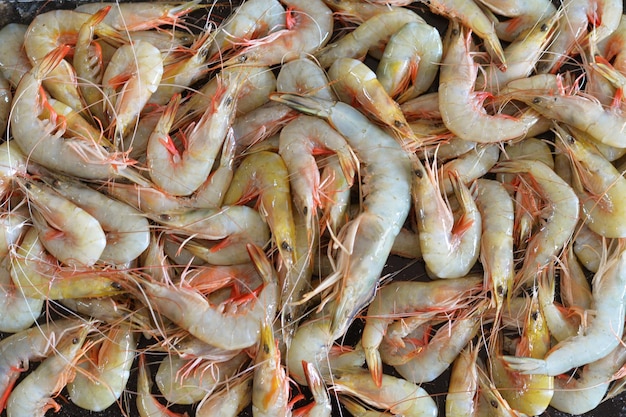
xmin=3 ymin=0 xmax=626 ymax=416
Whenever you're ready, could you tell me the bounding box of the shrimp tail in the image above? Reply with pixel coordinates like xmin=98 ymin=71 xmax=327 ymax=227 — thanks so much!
xmin=36 ymin=45 xmax=72 ymax=80
xmin=270 ymin=93 xmax=332 ymax=119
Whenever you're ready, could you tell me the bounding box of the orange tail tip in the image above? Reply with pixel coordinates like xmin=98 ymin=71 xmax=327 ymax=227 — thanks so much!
xmin=37 ymin=45 xmax=72 ymax=79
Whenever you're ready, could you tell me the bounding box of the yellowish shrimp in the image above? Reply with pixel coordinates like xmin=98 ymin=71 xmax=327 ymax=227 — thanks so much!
xmin=147 ymin=71 xmax=240 ymax=196
xmin=223 ymin=151 xmax=297 ymax=268
xmin=492 ymin=159 xmax=579 ymax=288
xmin=0 ymin=23 xmax=31 ymax=88
xmin=0 ymin=73 xmax=10 ymax=140
xmin=252 ymin=323 xmax=290 ymax=417
xmin=328 ymin=57 xmax=420 ymax=151
xmin=377 ymin=20 xmax=442 ymax=102
xmin=560 ymin=244 xmax=593 ymax=310
xmin=438 ymin=22 xmax=537 ymax=143
xmin=223 ymin=0 xmax=333 ymax=67
xmin=321 ymin=0 xmax=401 ymax=25
xmin=276 ymin=57 xmax=337 ymax=101
xmin=0 ymin=142 xmax=27 ymax=201
xmin=5 ymin=321 xmax=91 ymax=417
xmin=445 ymin=342 xmax=479 ymax=417
xmin=361 ymin=276 xmax=482 ymax=387
xmin=0 ymin=256 xmax=43 ymax=334
xmin=574 ymin=223 xmax=604 ymax=272
xmin=417 ymin=0 xmax=506 ymax=69
xmin=503 ymin=243 xmax=626 ymax=376
xmin=195 ymin=374 xmax=252 ymax=417
xmin=136 ymin=353 xmax=190 ymax=417
xmin=537 ymin=265 xmax=580 ymax=342
xmin=44 ymin=98 xmax=112 ymax=149
xmin=332 ymin=369 xmax=438 ymax=417
xmin=102 ymin=39 xmax=163 ymax=147
xmin=10 ymin=46 xmax=144 ymax=183
xmin=315 ymin=9 xmax=424 ymax=69
xmin=413 ymin=159 xmax=482 ymax=279
xmin=67 ymin=321 xmax=137 ymax=412
xmin=271 ymin=94 xmax=413 ymax=340
xmin=555 ymin=124 xmax=626 ymax=237
xmin=74 ymin=1 xmax=202 ymax=31
xmin=136 ymin=244 xmax=278 ymax=350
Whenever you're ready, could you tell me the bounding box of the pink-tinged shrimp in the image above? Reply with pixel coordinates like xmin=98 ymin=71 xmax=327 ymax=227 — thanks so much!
xmin=147 ymin=72 xmax=240 ymax=196
xmin=232 ymin=101 xmax=298 ymax=154
xmin=319 ymin=155 xmax=352 ymax=235
xmin=272 ymin=94 xmax=412 ymax=340
xmin=10 ymin=46 xmax=144 ymax=183
xmin=478 ymin=0 xmax=557 ymax=41
xmin=0 ymin=24 xmax=31 ymax=88
xmin=293 ymin=361 xmax=331 ymax=417
xmin=102 ymin=39 xmax=164 ymax=147
xmin=223 ymin=151 xmax=297 ymax=268
xmin=504 ymin=243 xmax=626 ymax=376
xmin=136 ymin=353 xmax=190 ymax=417
xmin=224 ymin=0 xmax=333 ymax=67
xmin=446 ymin=342 xmax=479 ymax=417
xmin=276 ymin=57 xmax=336 ymax=101
xmin=560 ymin=244 xmax=593 ymax=311
xmin=5 ymin=321 xmax=91 ymax=417
xmin=537 ymin=266 xmax=580 ymax=342
xmin=438 ymin=23 xmax=538 ymax=143
xmin=67 ymin=321 xmax=137 ymax=412
xmin=136 ymin=244 xmax=279 ymax=350
xmin=74 ymin=1 xmax=202 ymax=31
xmin=195 ymin=374 xmax=252 ymax=417
xmin=413 ymin=159 xmax=482 ymax=279
xmin=252 ymin=323 xmax=290 ymax=417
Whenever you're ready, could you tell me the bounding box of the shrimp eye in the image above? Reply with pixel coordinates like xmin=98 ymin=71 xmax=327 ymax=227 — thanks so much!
xmin=238 ymin=55 xmax=248 ymax=63
xmin=414 ymin=169 xmax=423 ymax=178
xmin=51 ymin=179 xmax=61 ymax=188
xmin=540 ymin=23 xmax=549 ymax=32
xmin=496 ymin=285 xmax=506 ymax=297
xmin=72 ymin=337 xmax=79 ymax=344
xmin=567 ymin=135 xmax=575 ymax=144
xmin=281 ymin=241 xmax=293 ymax=252
xmin=225 ymin=96 xmax=233 ymax=106
xmin=111 ymin=282 xmax=123 ymax=290
xmin=490 ymin=400 xmax=498 ymax=408
xmin=263 ymin=343 xmax=270 ymax=354
xmin=394 ymin=120 xmax=405 ymax=128
xmin=23 ymin=181 xmax=32 ymax=190
xmin=159 ymin=214 xmax=172 ymax=222
xmin=532 ymin=97 xmax=542 ymax=104
xmin=302 ymin=206 xmax=308 ymax=215
xmin=531 ymin=310 xmax=539 ymax=321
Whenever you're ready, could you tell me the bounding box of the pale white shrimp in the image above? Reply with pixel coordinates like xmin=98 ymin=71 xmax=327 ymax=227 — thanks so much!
xmin=286 ymin=317 xmax=335 ymax=386
xmin=136 ymin=353 xmax=190 ymax=417
xmin=537 ymin=265 xmax=580 ymax=342
xmin=400 ymin=92 xmax=441 ymax=121
xmin=223 ymin=0 xmax=333 ymax=66
xmin=473 ymin=179 xmax=515 ymax=319
xmin=195 ymin=374 xmax=252 ymax=417
xmin=16 ymin=177 xmax=106 ymax=268
xmin=5 ymin=322 xmax=90 ymax=417
xmin=477 ymin=0 xmax=557 ymax=41
xmin=331 ymin=369 xmax=438 ymax=417
xmin=574 ymin=223 xmax=604 ymax=272
xmin=67 ymin=321 xmax=137 ymax=412
xmin=0 ymin=24 xmax=31 ymax=88
xmin=136 ymin=244 xmax=278 ymax=350
xmin=252 ymin=323 xmax=290 ymax=417
xmin=9 ymin=46 xmax=144 ymax=183
xmin=492 ymin=160 xmax=579 ymax=288
xmin=0 ymin=142 xmax=27 ymax=203
xmin=232 ymin=101 xmax=298 ymax=153
xmin=276 ymin=57 xmax=336 ymax=101
xmin=319 ymin=155 xmax=353 ymax=235
xmin=315 ymin=9 xmax=425 ymax=69
xmin=503 ymin=244 xmax=626 ymax=376
xmin=440 ymin=144 xmax=500 ymax=195
xmin=497 ymin=137 xmax=554 ymax=186
xmin=102 ymin=39 xmax=164 ymax=147
xmin=438 ymin=22 xmax=538 ymax=143
xmin=413 ymin=159 xmax=482 ymax=279
xmin=445 ymin=343 xmax=479 ymax=417
xmin=0 ymin=257 xmax=43 ymax=334
xmin=361 ymin=276 xmax=482 ymax=386
xmin=560 ymin=244 xmax=593 ymax=310
xmin=0 ymin=73 xmax=11 ymax=140
xmin=296 ymin=361 xmax=332 ymax=417
xmin=377 ymin=20 xmax=443 ymax=102
xmin=43 ymin=175 xmax=150 ymax=265
xmin=271 ymin=94 xmax=413 ymax=340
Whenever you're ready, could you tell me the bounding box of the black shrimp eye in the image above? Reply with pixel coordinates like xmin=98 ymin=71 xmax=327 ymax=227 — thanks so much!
xmin=225 ymin=96 xmax=233 ymax=106
xmin=540 ymin=23 xmax=549 ymax=32
xmin=531 ymin=310 xmax=539 ymax=321
xmin=490 ymin=400 xmax=499 ymax=408
xmin=238 ymin=55 xmax=248 ymax=63
xmin=302 ymin=206 xmax=308 ymax=215
xmin=72 ymin=337 xmax=79 ymax=344
xmin=394 ymin=120 xmax=405 ymax=128
xmin=159 ymin=213 xmax=172 ymax=222
xmin=111 ymin=282 xmax=123 ymax=290
xmin=496 ymin=284 xmax=506 ymax=297
xmin=532 ymin=97 xmax=542 ymax=104
xmin=281 ymin=241 xmax=293 ymax=252
xmin=414 ymin=169 xmax=423 ymax=178
xmin=567 ymin=135 xmax=576 ymax=144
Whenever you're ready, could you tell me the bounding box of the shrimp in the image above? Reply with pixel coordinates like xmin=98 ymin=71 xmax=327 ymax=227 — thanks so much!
xmin=440 ymin=144 xmax=500 ymax=195
xmin=0 ymin=254 xmax=43 ymax=333
xmin=503 ymin=243 xmax=626 ymax=376
xmin=294 ymin=361 xmax=332 ymax=417
xmin=331 ymin=369 xmax=438 ymax=417
xmin=43 ymin=175 xmax=150 ymax=265
xmin=9 ymin=46 xmax=144 ymax=183
xmin=252 ymin=323 xmax=290 ymax=417
xmin=0 ymin=142 xmax=27 ymax=204
xmin=416 ymin=0 xmax=506 ymax=69
xmin=271 ymin=94 xmax=413 ymax=340
xmin=223 ymin=0 xmax=333 ymax=67
xmin=67 ymin=321 xmax=137 ymax=412
xmin=5 ymin=321 xmax=91 ymax=417
xmin=445 ymin=343 xmax=479 ymax=417
xmin=136 ymin=244 xmax=278 ymax=350
xmin=319 ymin=155 xmax=352 ymax=235
xmin=377 ymin=20 xmax=443 ymax=102
xmin=361 ymin=276 xmax=483 ymax=387
xmin=276 ymin=57 xmax=336 ymax=101
xmin=328 ymin=58 xmax=420 ymax=151
xmin=223 ymin=151 xmax=297 ymax=268
xmin=438 ymin=22 xmax=538 ymax=143
xmin=491 ymin=160 xmax=579 ymax=288
xmin=555 ymin=124 xmax=626 ymax=237
xmin=413 ymin=159 xmax=482 ymax=279
xmin=473 ymin=179 xmax=515 ymax=320
xmin=574 ymin=223 xmax=604 ymax=272
xmin=314 ymin=10 xmax=425 ymax=69
xmin=537 ymin=265 xmax=580 ymax=342
xmin=0 ymin=24 xmax=31 ymax=88
xmin=147 ymin=71 xmax=240 ymax=196
xmin=195 ymin=374 xmax=252 ymax=417
xmin=0 ymin=73 xmax=10 ymax=140
xmin=136 ymin=353 xmax=190 ymax=417
xmin=477 ymin=0 xmax=557 ymax=41
xmin=232 ymin=101 xmax=298 ymax=154
xmin=102 ymin=39 xmax=164 ymax=147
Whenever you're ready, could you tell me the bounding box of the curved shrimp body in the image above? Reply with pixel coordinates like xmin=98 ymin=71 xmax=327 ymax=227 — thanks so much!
xmin=0 ymin=24 xmax=31 ymax=88
xmin=276 ymin=57 xmax=336 ymax=101
xmin=503 ymin=245 xmax=626 ymax=376
xmin=102 ymin=39 xmax=163 ymax=146
xmin=492 ymin=160 xmax=579 ymax=287
xmin=438 ymin=23 xmax=537 ymax=143
xmin=474 ymin=179 xmax=514 ymax=317
xmin=148 ymin=72 xmax=239 ymax=197
xmin=480 ymin=0 xmax=558 ymax=42
xmin=0 ymin=142 xmax=27 ymax=202
xmin=195 ymin=374 xmax=252 ymax=417
xmin=556 ymin=125 xmax=626 ymax=238
xmin=445 ymin=343 xmax=479 ymax=417
xmin=10 ymin=46 xmax=141 ymax=182
xmin=5 ymin=321 xmax=90 ymax=417
xmin=418 ymin=0 xmax=506 ymax=69
xmin=0 ymin=256 xmax=43 ymax=334
xmin=0 ymin=73 xmax=10 ymax=140
xmin=17 ymin=177 xmax=106 ymax=268
xmin=223 ymin=151 xmax=297 ymax=268
xmin=252 ymin=323 xmax=290 ymax=417
xmin=43 ymin=175 xmax=150 ymax=265
xmin=328 ymin=58 xmax=419 ymax=150
xmin=377 ymin=20 xmax=442 ymax=102
xmin=332 ymin=369 xmax=438 ymax=417
xmin=315 ymin=10 xmax=425 ymax=69
xmin=66 ymin=322 xmax=137 ymax=412
xmin=272 ymin=94 xmax=413 ymax=339
xmin=413 ymin=160 xmax=482 ymax=279
xmin=286 ymin=318 xmax=334 ymax=386
xmin=136 ymin=353 xmax=190 ymax=417
xmin=137 ymin=244 xmax=279 ymax=350
xmin=223 ymin=0 xmax=333 ymax=67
